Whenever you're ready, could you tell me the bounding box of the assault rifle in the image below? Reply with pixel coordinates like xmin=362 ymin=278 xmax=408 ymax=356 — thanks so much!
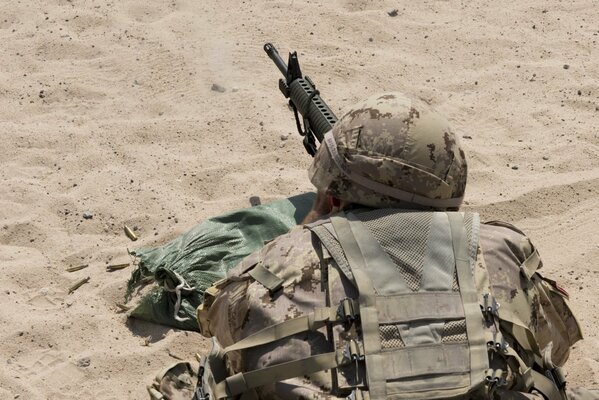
xmin=263 ymin=43 xmax=338 ymax=156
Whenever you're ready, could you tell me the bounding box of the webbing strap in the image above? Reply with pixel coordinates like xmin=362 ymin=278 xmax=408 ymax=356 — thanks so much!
xmin=376 ymin=292 xmax=464 ymax=323
xmin=382 ymin=342 xmax=471 ymax=379
xmin=213 ymin=350 xmax=344 ymax=398
xmin=520 ymin=248 xmax=541 ymax=280
xmin=498 ymin=307 xmax=541 ymax=357
xmin=447 ymin=212 xmax=489 ymax=387
xmin=487 ymin=329 xmax=563 ymax=400
xmin=247 ymin=263 xmax=283 ymax=293
xmin=421 ymin=212 xmax=456 ymax=291
xmin=330 ymin=214 xmax=386 ymax=397
xmin=530 ymin=369 xmax=563 ymax=400
xmin=223 ymin=306 xmax=338 ymax=354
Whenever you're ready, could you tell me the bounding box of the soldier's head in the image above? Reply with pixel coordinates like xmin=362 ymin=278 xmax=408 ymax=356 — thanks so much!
xmin=308 ymin=92 xmax=467 ymax=213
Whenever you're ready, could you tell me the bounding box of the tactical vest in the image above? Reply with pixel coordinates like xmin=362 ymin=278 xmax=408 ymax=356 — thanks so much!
xmin=195 ymin=209 xmax=570 ymax=400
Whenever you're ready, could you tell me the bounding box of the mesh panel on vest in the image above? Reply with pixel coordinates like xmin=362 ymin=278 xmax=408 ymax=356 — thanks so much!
xmin=356 ymin=209 xmax=432 ymax=291
xmin=314 ymin=210 xmax=477 ymax=293
xmin=442 ymin=319 xmax=468 ymax=343
xmin=379 ymin=324 xmax=406 ymax=349
xmin=379 ymin=320 xmax=468 ymax=349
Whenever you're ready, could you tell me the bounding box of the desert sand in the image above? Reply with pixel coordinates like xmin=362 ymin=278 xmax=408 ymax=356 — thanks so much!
xmin=1 ymin=0 xmax=597 ymax=398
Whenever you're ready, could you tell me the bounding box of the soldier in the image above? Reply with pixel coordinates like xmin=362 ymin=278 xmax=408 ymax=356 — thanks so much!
xmin=195 ymin=93 xmax=593 ymax=399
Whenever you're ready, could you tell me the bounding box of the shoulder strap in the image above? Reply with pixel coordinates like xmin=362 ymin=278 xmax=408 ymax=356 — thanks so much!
xmin=329 ymin=213 xmax=387 ymax=397
xmin=212 ymin=351 xmax=345 ymax=399
xmin=447 ymin=212 xmax=490 ymax=387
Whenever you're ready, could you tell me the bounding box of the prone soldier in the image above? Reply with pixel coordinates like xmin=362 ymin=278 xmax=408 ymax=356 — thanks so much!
xmin=194 ymin=92 xmax=596 ymax=399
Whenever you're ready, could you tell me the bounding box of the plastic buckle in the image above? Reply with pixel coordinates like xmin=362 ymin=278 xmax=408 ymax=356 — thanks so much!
xmin=191 ymin=365 xmax=211 ymax=400
xmin=192 ymin=386 xmax=210 ymax=400
xmin=485 ymin=369 xmax=507 ymax=395
xmin=344 ymin=339 xmax=364 ymax=362
xmin=342 ymin=338 xmax=365 ymax=381
xmin=486 ymin=332 xmax=509 ymax=354
xmin=481 ymin=293 xmax=500 ymax=322
xmin=337 ymin=298 xmax=359 ymax=329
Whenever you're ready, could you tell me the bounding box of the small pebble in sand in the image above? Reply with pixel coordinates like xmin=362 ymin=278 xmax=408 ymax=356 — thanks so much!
xmin=462 ymin=135 xmax=473 ymax=140
xmin=211 ymin=83 xmax=226 ymax=93
xmin=387 ymin=9 xmax=398 ymax=17
xmin=280 ymin=133 xmax=289 ymax=141
xmin=83 ymin=211 xmax=93 ymax=219
xmin=77 ymin=357 xmax=91 ymax=368
xmin=543 ymin=156 xmax=549 ymax=160
xmin=563 ymin=64 xmax=570 ymax=70
xmin=511 ymin=165 xmax=519 ymax=170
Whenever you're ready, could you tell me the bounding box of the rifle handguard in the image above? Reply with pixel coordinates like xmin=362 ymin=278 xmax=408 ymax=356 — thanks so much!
xmin=288 ymin=78 xmax=337 ymax=142
xmin=264 ymin=43 xmax=338 ymax=156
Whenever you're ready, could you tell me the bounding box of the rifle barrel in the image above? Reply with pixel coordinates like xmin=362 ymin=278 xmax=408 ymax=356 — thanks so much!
xmin=263 ymin=43 xmax=288 ymax=77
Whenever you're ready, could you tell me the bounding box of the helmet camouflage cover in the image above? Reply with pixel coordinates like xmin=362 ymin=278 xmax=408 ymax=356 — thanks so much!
xmin=308 ymin=92 xmax=468 ymax=209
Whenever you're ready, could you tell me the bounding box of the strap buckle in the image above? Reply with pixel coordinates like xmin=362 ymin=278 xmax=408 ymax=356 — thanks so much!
xmin=343 ymin=339 xmax=364 ymax=362
xmin=485 ymin=368 xmax=507 ymax=395
xmin=192 ymin=387 xmax=210 ymax=400
xmin=337 ymin=298 xmax=359 ymax=329
xmin=481 ymin=293 xmax=500 ymax=322
xmin=192 ymin=366 xmax=210 ymax=400
xmin=486 ymin=332 xmax=509 ymax=354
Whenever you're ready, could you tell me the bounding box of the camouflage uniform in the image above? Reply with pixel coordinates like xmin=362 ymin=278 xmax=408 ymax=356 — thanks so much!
xmin=196 ymin=93 xmax=593 ymax=399
xmin=198 ymin=219 xmax=584 ymax=399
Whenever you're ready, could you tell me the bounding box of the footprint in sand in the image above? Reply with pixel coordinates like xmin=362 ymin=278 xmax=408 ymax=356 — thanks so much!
xmin=25 ymin=286 xmax=66 ymax=309
xmin=17 ymin=349 xmax=86 ymax=395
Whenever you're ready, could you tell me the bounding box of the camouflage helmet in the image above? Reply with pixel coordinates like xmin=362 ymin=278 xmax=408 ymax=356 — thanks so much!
xmin=308 ymin=92 xmax=467 ymax=209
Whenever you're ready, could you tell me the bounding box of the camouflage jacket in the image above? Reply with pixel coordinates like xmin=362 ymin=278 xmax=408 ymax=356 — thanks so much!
xmin=197 ymin=214 xmax=584 ymax=400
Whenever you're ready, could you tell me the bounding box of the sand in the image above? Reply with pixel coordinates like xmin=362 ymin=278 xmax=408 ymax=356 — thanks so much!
xmin=1 ymin=0 xmax=597 ymax=398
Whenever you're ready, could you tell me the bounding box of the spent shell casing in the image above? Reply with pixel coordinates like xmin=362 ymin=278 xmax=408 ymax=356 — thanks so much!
xmin=68 ymin=277 xmax=90 ymax=294
xmin=66 ymin=264 xmax=89 ymax=272
xmin=106 ymin=263 xmax=129 ymax=271
xmin=124 ymin=225 xmax=138 ymax=241
xmin=115 ymin=303 xmax=131 ymax=312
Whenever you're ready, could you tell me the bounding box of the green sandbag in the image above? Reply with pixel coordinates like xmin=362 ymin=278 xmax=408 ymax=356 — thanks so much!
xmin=126 ymin=192 xmax=316 ymax=331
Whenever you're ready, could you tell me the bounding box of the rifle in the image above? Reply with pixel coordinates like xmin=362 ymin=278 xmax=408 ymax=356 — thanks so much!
xmin=263 ymin=43 xmax=338 ymax=156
